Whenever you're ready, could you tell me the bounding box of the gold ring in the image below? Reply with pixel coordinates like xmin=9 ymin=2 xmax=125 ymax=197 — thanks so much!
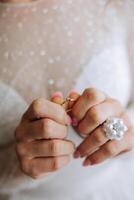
xmin=66 ymin=97 xmax=76 ymax=102
xmin=61 ymin=97 xmax=76 ymax=106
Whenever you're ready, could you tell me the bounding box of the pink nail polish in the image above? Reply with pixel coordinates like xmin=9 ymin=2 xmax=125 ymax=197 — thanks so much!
xmin=72 ymin=117 xmax=78 ymax=127
xmin=51 ymin=91 xmax=63 ymax=98
xmin=83 ymin=159 xmax=91 ymax=167
xmin=73 ymin=150 xmax=80 ymax=159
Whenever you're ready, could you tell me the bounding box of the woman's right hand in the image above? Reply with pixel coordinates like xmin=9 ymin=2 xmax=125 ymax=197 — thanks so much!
xmin=15 ymin=98 xmax=74 ymax=179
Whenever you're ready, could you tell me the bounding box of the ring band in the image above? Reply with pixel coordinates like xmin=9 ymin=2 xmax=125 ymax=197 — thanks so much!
xmin=61 ymin=97 xmax=76 ymax=113
xmin=61 ymin=97 xmax=76 ymax=106
xmin=103 ymin=117 xmax=128 ymax=140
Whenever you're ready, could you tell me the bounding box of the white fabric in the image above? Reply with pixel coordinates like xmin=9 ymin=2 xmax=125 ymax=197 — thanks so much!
xmin=0 ymin=0 xmax=134 ymax=199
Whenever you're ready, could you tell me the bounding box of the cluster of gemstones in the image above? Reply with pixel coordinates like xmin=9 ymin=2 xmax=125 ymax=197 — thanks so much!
xmin=103 ymin=117 xmax=128 ymax=140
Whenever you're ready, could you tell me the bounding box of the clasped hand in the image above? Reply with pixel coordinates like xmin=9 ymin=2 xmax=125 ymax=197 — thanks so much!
xmin=15 ymin=88 xmax=134 ymax=179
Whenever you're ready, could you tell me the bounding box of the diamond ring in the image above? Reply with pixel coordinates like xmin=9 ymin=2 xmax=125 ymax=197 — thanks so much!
xmin=103 ymin=117 xmax=128 ymax=140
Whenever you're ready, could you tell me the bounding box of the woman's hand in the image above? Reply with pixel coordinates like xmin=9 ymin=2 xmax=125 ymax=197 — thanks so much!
xmin=15 ymin=98 xmax=74 ymax=179
xmin=69 ymin=88 xmax=134 ymax=166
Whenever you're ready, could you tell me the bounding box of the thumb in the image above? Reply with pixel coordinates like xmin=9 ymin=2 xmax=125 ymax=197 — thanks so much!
xmin=51 ymin=92 xmax=64 ymax=105
xmin=50 ymin=90 xmax=80 ymax=112
xmin=67 ymin=90 xmax=80 ymax=109
xmin=50 ymin=92 xmax=68 ymax=110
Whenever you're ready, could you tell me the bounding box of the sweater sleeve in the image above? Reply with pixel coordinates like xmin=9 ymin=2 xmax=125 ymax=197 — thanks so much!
xmin=0 ymin=82 xmax=53 ymax=194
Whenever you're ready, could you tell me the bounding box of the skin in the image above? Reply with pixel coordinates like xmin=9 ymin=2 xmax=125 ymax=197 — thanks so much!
xmin=68 ymin=88 xmax=134 ymax=166
xmin=9 ymin=0 xmax=133 ymax=175
xmin=15 ymin=98 xmax=75 ymax=179
xmin=15 ymin=88 xmax=134 ymax=179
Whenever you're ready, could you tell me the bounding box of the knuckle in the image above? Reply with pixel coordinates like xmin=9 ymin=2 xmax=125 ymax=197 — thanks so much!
xmin=20 ymin=158 xmax=40 ymax=179
xmin=51 ymin=158 xmax=60 ymax=170
xmin=41 ymin=119 xmax=53 ymax=138
xmin=31 ymin=98 xmax=46 ymax=117
xmin=93 ymin=132 xmax=103 ymax=144
xmin=87 ymin=107 xmax=100 ymax=123
xmin=32 ymin=99 xmax=40 ymax=111
xmin=83 ymin=88 xmax=98 ymax=101
xmin=49 ymin=140 xmax=59 ymax=154
xmin=16 ymin=143 xmax=27 ymax=157
xmin=104 ymin=143 xmax=116 ymax=156
xmin=20 ymin=158 xmax=30 ymax=174
xmin=30 ymin=167 xmax=40 ymax=179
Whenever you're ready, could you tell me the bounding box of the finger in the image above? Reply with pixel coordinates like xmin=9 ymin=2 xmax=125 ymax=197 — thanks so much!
xmin=67 ymin=90 xmax=80 ymax=111
xmin=61 ymin=90 xmax=80 ymax=112
xmin=74 ymin=126 xmax=108 ymax=158
xmin=51 ymin=90 xmax=80 ymax=113
xmin=16 ymin=118 xmax=68 ymax=142
xmin=51 ymin=92 xmax=64 ymax=105
xmin=51 ymin=91 xmax=73 ymax=112
xmin=71 ymin=88 xmax=106 ymax=122
xmin=75 ymin=112 xmax=130 ymax=158
xmin=83 ymin=138 xmax=127 ymax=167
xmin=17 ymin=139 xmax=75 ymax=158
xmin=22 ymin=156 xmax=70 ymax=178
xmin=77 ymin=98 xmax=123 ymax=136
xmin=23 ymin=98 xmax=71 ymax=125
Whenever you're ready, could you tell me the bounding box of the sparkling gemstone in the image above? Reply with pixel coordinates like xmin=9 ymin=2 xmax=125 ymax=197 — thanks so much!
xmin=117 ymin=131 xmax=124 ymax=137
xmin=103 ymin=117 xmax=127 ymax=140
xmin=106 ymin=129 xmax=116 ymax=140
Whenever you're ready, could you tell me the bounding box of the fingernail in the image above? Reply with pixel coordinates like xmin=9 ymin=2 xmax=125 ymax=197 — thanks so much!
xmin=72 ymin=117 xmax=78 ymax=127
xmin=73 ymin=150 xmax=80 ymax=159
xmin=83 ymin=159 xmax=91 ymax=167
xmin=66 ymin=115 xmax=72 ymax=125
xmin=51 ymin=91 xmax=63 ymax=99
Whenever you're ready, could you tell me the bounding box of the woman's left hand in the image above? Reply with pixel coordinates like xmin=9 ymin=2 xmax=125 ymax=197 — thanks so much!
xmin=69 ymin=88 xmax=134 ymax=166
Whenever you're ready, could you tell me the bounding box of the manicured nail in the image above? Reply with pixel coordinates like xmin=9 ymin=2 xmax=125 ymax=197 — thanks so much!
xmin=73 ymin=150 xmax=80 ymax=159
xmin=66 ymin=115 xmax=72 ymax=125
xmin=83 ymin=159 xmax=91 ymax=167
xmin=72 ymin=117 xmax=78 ymax=127
xmin=51 ymin=91 xmax=63 ymax=98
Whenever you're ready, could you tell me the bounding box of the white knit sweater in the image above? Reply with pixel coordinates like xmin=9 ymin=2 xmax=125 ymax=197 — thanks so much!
xmin=0 ymin=0 xmax=134 ymax=199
